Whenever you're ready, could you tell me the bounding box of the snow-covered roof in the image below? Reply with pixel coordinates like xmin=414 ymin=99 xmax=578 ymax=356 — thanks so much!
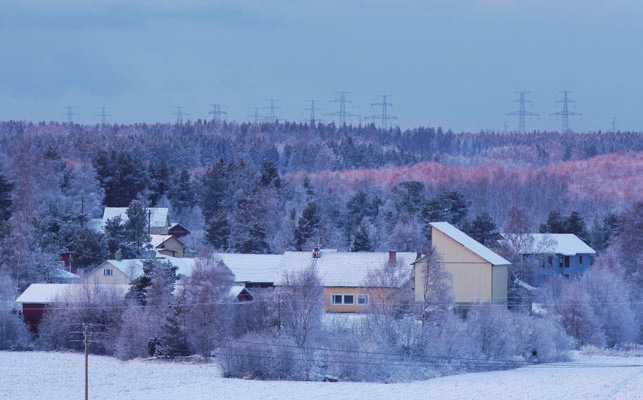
xmin=15 ymin=284 xmax=130 ymax=304
xmin=102 ymin=207 xmax=170 ymax=228
xmin=102 ymin=254 xmax=281 ymax=285
xmin=104 ymin=257 xmax=198 ymax=280
xmin=431 ymin=222 xmax=510 ymax=266
xmin=229 ymin=284 xmax=252 ymax=300
xmin=54 ymin=269 xmax=80 ymax=280
xmin=503 ymin=233 xmax=595 ymax=256
xmin=213 ymin=254 xmax=283 ymax=283
xmin=276 ymin=250 xmax=420 ymax=287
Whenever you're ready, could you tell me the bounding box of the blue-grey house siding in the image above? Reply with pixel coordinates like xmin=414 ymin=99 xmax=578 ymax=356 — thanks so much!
xmin=531 ymin=252 xmax=593 ymax=286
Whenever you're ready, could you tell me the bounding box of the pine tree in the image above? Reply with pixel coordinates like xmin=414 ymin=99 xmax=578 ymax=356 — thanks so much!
xmin=351 ymin=222 xmax=372 ymax=252
xmin=462 ymin=212 xmax=502 ymax=248
xmin=294 ymin=202 xmax=321 ymax=251
xmin=160 ymin=307 xmax=190 ymax=357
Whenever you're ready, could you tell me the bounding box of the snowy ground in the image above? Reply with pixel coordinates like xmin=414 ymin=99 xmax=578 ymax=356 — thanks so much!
xmin=1 ymin=351 xmax=641 ymax=400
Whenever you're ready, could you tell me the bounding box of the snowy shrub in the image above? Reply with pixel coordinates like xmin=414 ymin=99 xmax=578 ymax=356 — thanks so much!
xmin=217 ymin=333 xmax=305 ymax=380
xmin=113 ymin=305 xmax=154 ymax=360
xmin=465 ymin=305 xmax=517 ymax=368
xmin=512 ymin=312 xmax=573 ymax=363
xmin=0 ymin=308 xmax=31 ymax=350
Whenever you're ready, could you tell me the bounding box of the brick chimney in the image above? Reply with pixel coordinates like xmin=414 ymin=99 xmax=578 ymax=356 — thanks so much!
xmin=388 ymin=250 xmax=397 ymax=265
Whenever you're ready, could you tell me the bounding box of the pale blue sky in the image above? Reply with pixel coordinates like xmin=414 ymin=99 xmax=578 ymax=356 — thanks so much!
xmin=1 ymin=0 xmax=642 ymax=132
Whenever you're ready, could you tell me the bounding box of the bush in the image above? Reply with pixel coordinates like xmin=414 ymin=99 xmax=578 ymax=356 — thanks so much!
xmin=217 ymin=333 xmax=305 ymax=380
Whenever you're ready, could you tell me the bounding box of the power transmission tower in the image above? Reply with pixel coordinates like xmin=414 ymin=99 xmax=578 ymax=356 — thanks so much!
xmin=172 ymin=106 xmax=190 ymax=124
xmin=611 ymin=117 xmax=617 ymax=133
xmin=328 ymin=91 xmax=358 ymax=127
xmin=95 ymin=107 xmax=111 ymax=125
xmin=506 ymin=91 xmax=538 ymax=133
xmin=208 ymin=104 xmax=227 ymax=124
xmin=367 ymin=94 xmax=398 ymax=129
xmin=263 ymin=99 xmax=281 ymax=123
xmin=550 ymin=91 xmax=581 ymax=133
xmin=304 ymin=100 xmax=322 ymax=125
xmin=63 ymin=106 xmax=80 ymax=123
xmin=249 ymin=107 xmax=261 ymax=124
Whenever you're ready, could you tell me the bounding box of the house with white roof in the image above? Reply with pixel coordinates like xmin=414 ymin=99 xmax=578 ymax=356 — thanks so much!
xmin=212 ymin=254 xmax=283 ymax=288
xmin=86 ymin=257 xmax=199 ymax=285
xmin=101 ymin=207 xmax=171 ymax=234
xmin=148 ymin=234 xmax=186 ymax=258
xmin=15 ymin=283 xmax=130 ymax=331
xmin=414 ymin=222 xmax=510 ymax=306
xmin=502 ymin=233 xmax=595 ymax=286
xmin=277 ymin=249 xmax=420 ymax=313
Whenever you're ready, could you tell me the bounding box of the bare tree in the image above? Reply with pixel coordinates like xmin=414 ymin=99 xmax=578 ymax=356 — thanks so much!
xmin=278 ymin=265 xmax=324 ymax=348
xmin=181 ymin=255 xmax=235 ymax=357
xmin=418 ymin=246 xmax=453 ymax=327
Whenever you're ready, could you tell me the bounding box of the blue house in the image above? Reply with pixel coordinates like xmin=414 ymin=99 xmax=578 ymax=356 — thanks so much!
xmin=503 ymin=233 xmax=596 ymax=286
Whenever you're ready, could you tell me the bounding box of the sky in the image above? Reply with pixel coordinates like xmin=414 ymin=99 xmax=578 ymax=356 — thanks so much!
xmin=1 ymin=0 xmax=643 ymax=132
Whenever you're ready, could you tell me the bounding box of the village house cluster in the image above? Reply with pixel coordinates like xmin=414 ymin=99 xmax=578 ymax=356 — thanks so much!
xmin=15 ymin=208 xmax=596 ymax=330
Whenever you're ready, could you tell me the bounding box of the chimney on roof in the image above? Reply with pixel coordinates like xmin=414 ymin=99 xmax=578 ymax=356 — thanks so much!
xmin=388 ymin=250 xmax=397 ymax=265
xmin=312 ymin=247 xmax=321 ymax=258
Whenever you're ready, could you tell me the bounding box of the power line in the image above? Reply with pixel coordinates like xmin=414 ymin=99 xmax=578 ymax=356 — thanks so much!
xmin=506 ymin=91 xmax=538 ymax=133
xmin=367 ymin=94 xmax=398 ymax=129
xmin=63 ymin=106 xmax=80 ymax=123
xmin=550 ymin=91 xmax=581 ymax=133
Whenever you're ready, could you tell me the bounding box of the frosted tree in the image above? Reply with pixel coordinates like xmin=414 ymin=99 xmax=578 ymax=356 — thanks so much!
xmin=278 ymin=265 xmax=324 ymax=348
xmin=417 ymin=246 xmax=453 ymax=327
xmin=182 ymin=255 xmax=235 ymax=357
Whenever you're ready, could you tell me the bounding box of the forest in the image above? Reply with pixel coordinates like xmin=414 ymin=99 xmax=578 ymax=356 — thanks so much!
xmin=0 ymin=119 xmax=640 ymax=382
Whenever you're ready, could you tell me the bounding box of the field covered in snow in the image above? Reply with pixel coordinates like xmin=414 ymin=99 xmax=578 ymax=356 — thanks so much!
xmin=1 ymin=351 xmax=641 ymax=400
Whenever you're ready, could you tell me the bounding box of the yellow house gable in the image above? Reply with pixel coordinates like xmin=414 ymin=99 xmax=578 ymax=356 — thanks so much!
xmin=414 ymin=223 xmax=509 ymax=305
xmin=85 ymin=262 xmax=131 ymax=285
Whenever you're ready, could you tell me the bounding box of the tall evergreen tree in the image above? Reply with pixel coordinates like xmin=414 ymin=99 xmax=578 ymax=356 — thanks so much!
xmin=294 ymin=202 xmax=321 ymax=251
xmin=462 ymin=212 xmax=502 ymax=248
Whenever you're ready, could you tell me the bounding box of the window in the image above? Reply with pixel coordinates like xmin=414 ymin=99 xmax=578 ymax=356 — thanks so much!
xmin=564 ymin=256 xmax=570 ymax=268
xmin=331 ymin=294 xmax=355 ymax=305
xmin=559 ymin=255 xmax=564 ymax=268
xmin=579 ymin=255 xmax=583 ymax=264
xmin=357 ymin=294 xmax=369 ymax=305
xmin=103 ymin=268 xmax=113 ymax=276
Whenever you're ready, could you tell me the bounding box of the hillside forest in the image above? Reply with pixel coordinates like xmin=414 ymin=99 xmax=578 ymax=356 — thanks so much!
xmin=0 ymin=120 xmax=640 ymax=381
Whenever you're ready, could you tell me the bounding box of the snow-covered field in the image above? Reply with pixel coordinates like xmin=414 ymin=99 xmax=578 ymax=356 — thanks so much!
xmin=1 ymin=351 xmax=641 ymax=400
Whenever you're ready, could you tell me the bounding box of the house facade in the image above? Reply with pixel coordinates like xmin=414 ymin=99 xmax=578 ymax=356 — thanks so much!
xmin=414 ymin=222 xmax=510 ymax=306
xmin=149 ymin=235 xmax=186 ymax=258
xmin=278 ymin=250 xmax=420 ymax=313
xmin=503 ymin=233 xmax=596 ymax=286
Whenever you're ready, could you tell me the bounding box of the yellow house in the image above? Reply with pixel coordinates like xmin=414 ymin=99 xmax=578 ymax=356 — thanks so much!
xmin=414 ymin=222 xmax=510 ymax=306
xmin=278 ymin=250 xmax=420 ymax=313
xmin=149 ymin=235 xmax=186 ymax=258
xmin=85 ymin=257 xmax=199 ymax=285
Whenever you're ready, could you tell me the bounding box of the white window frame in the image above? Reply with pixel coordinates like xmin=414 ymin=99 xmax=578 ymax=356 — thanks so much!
xmin=331 ymin=294 xmax=355 ymax=305
xmin=103 ymin=268 xmax=113 ymax=276
xmin=357 ymin=294 xmax=369 ymax=305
